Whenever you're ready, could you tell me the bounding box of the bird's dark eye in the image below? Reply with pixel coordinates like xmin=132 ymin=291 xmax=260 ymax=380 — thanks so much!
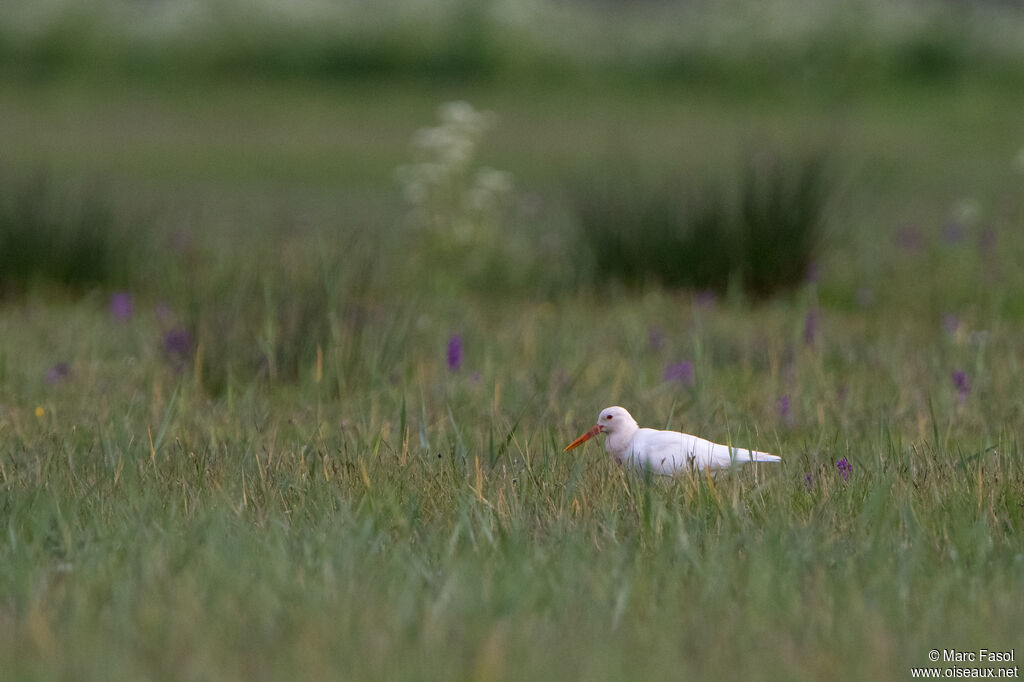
xmin=606 ymin=415 xmax=613 ymax=420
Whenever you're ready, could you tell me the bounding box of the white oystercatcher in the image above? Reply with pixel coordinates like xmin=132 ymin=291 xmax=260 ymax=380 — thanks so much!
xmin=565 ymin=406 xmax=780 ymax=475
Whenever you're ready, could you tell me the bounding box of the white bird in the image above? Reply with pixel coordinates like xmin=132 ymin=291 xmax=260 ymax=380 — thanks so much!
xmin=564 ymin=406 xmax=780 ymax=475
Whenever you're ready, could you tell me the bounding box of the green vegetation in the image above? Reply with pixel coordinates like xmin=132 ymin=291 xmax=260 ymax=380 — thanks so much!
xmin=569 ymin=151 xmax=829 ymax=295
xmin=1 ymin=0 xmax=1023 ymax=90
xmin=0 ymin=172 xmax=139 ymax=295
xmin=1 ymin=2 xmax=1024 ymax=679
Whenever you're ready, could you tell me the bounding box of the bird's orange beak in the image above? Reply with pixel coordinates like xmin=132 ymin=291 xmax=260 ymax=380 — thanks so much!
xmin=564 ymin=424 xmax=602 ymax=452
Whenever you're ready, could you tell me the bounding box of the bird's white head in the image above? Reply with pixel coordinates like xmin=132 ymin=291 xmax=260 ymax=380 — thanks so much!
xmin=564 ymin=406 xmax=638 ymax=451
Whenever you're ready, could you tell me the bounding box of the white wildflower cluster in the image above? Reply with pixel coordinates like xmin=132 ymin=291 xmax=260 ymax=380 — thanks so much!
xmin=396 ymin=101 xmax=513 ymax=245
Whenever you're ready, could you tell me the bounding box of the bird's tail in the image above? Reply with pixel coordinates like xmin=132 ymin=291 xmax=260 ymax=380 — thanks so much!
xmin=741 ymin=449 xmax=781 ymax=463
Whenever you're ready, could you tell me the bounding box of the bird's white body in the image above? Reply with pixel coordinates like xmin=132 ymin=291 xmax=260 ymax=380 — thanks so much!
xmin=565 ymin=406 xmax=780 ymax=475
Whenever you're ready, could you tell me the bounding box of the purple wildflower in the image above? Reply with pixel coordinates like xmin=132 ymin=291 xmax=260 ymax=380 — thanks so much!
xmin=694 ymin=290 xmax=716 ymax=309
xmin=446 ymin=335 xmax=463 ymax=372
xmin=163 ymin=328 xmax=194 ymax=371
xmin=952 ymin=370 xmax=970 ymax=404
xmin=109 ymin=292 xmax=134 ymax=321
xmin=836 ymin=457 xmax=852 ymax=480
xmin=894 ymin=224 xmax=924 ymax=253
xmin=45 ymin=362 xmax=71 ymax=385
xmin=804 ymin=473 xmax=813 ymax=490
xmin=941 ymin=220 xmax=966 ymax=245
xmin=164 ymin=328 xmax=193 ymax=355
xmin=663 ymin=361 xmax=694 ymax=385
xmin=803 ymin=308 xmax=820 ymax=346
xmin=779 ymin=394 xmax=792 ymax=425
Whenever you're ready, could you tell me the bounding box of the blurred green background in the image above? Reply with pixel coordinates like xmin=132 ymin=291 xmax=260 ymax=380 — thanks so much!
xmin=2 ymin=1 xmax=1023 ymax=680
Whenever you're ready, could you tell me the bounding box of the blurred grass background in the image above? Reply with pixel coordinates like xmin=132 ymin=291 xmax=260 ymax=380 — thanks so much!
xmin=1 ymin=1 xmax=1023 ymax=680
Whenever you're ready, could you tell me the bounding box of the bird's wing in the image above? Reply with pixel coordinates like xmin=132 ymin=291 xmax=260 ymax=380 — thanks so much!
xmin=630 ymin=428 xmax=699 ymax=474
xmin=632 ymin=428 xmax=779 ymax=473
xmin=690 ymin=435 xmax=780 ymax=469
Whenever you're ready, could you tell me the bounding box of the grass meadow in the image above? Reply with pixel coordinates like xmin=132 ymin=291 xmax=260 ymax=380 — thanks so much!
xmin=2 ymin=3 xmax=1024 ymax=679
